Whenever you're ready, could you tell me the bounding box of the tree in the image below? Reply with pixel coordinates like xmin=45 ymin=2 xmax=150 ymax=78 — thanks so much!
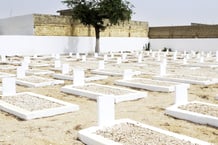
xmin=62 ymin=0 xmax=134 ymax=53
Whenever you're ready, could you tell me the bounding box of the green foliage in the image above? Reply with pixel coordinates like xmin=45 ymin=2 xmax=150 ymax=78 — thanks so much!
xmin=62 ymin=0 xmax=134 ymax=52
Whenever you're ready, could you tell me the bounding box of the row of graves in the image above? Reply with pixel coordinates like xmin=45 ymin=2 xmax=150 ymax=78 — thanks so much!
xmin=0 ymin=50 xmax=218 ymax=144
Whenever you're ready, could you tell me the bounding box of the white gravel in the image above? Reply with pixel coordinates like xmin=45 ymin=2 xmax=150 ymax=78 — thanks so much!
xmin=1 ymin=94 xmax=63 ymax=111
xmin=95 ymin=122 xmax=200 ymax=145
xmin=74 ymin=84 xmax=133 ymax=95
xmin=179 ymin=103 xmax=218 ymax=117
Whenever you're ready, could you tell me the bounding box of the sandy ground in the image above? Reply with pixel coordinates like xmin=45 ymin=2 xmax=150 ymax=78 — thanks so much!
xmin=0 ymin=53 xmax=218 ymax=145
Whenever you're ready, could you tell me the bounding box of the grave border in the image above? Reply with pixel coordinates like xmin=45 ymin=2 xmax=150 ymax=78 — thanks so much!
xmin=16 ymin=76 xmax=64 ymax=87
xmin=0 ymin=92 xmax=79 ymax=120
xmin=165 ymin=101 xmax=218 ymax=127
xmin=115 ymin=78 xmax=190 ymax=92
xmin=78 ymin=118 xmax=211 ymax=145
xmin=61 ymin=83 xmax=147 ymax=103
xmin=153 ymin=75 xmax=218 ymax=85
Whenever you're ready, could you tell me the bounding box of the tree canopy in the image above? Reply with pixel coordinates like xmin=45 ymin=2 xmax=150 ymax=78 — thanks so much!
xmin=62 ymin=0 xmax=134 ymax=53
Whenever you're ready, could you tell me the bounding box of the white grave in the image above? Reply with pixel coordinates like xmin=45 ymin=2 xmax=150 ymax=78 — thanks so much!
xmin=54 ymin=60 xmax=61 ymax=68
xmin=175 ymin=84 xmax=188 ymax=105
xmin=2 ymin=77 xmax=16 ymax=96
xmin=17 ymin=66 xmax=26 ymax=78
xmin=160 ymin=63 xmax=166 ymax=76
xmin=117 ymin=57 xmax=122 ymax=64
xmin=81 ymin=55 xmax=86 ymax=62
xmin=73 ymin=69 xmax=85 ymax=86
xmin=62 ymin=64 xmax=70 ymax=74
xmin=216 ymin=51 xmax=218 ymax=62
xmin=103 ymin=54 xmax=108 ymax=61
xmin=76 ymin=53 xmax=80 ymax=59
xmin=1 ymin=55 xmax=6 ymax=62
xmin=137 ymin=53 xmax=142 ymax=63
xmin=98 ymin=61 xmax=105 ymax=70
xmin=123 ymin=69 xmax=132 ymax=80
xmin=21 ymin=61 xmax=29 ymax=70
xmin=97 ymin=96 xmax=115 ymax=126
xmin=94 ymin=53 xmax=98 ymax=58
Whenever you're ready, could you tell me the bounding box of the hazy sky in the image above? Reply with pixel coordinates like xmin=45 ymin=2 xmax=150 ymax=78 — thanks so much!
xmin=0 ymin=0 xmax=218 ymax=26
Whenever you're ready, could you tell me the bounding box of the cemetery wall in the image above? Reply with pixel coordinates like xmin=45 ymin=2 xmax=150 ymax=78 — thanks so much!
xmin=149 ymin=25 xmax=218 ymax=38
xmin=0 ymin=35 xmax=148 ymax=55
xmin=33 ymin=14 xmax=148 ymax=37
xmin=149 ymin=38 xmax=218 ymax=52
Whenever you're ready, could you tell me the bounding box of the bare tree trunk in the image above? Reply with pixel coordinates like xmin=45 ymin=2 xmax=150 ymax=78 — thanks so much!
xmin=95 ymin=27 xmax=100 ymax=53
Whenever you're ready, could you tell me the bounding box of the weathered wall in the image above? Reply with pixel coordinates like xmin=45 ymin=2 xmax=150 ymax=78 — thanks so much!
xmin=33 ymin=14 xmax=148 ymax=37
xmin=149 ymin=25 xmax=218 ymax=38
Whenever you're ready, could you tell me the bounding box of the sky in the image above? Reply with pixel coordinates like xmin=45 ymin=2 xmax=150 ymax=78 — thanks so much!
xmin=0 ymin=0 xmax=218 ymax=26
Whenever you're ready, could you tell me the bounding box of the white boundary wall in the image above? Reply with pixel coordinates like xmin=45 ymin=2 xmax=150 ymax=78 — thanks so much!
xmin=150 ymin=39 xmax=218 ymax=52
xmin=0 ymin=36 xmax=148 ymax=55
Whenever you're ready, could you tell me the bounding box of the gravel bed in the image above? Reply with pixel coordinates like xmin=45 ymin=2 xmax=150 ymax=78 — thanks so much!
xmin=18 ymin=76 xmax=54 ymax=83
xmin=74 ymin=84 xmax=133 ymax=95
xmin=128 ymin=78 xmax=177 ymax=86
xmin=179 ymin=103 xmax=218 ymax=117
xmin=95 ymin=122 xmax=199 ymax=145
xmin=1 ymin=94 xmax=63 ymax=111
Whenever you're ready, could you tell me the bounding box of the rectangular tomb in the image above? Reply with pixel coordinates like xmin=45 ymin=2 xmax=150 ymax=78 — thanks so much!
xmin=115 ymin=78 xmax=190 ymax=92
xmin=0 ymin=72 xmax=15 ymax=78
xmin=153 ymin=74 xmax=218 ymax=85
xmin=61 ymin=83 xmax=147 ymax=103
xmin=78 ymin=119 xmax=211 ymax=145
xmin=91 ymin=69 xmax=141 ymax=76
xmin=16 ymin=76 xmax=64 ymax=87
xmin=53 ymin=73 xmax=108 ymax=82
xmin=0 ymin=92 xmax=79 ymax=120
xmin=165 ymin=101 xmax=218 ymax=128
xmin=26 ymin=69 xmax=54 ymax=75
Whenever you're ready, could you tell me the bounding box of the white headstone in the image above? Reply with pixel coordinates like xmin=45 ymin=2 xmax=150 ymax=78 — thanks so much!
xmin=73 ymin=69 xmax=85 ymax=86
xmin=103 ymin=54 xmax=108 ymax=61
xmin=21 ymin=61 xmax=29 ymax=70
xmin=24 ymin=56 xmax=30 ymax=64
xmin=175 ymin=84 xmax=188 ymax=105
xmin=138 ymin=53 xmax=142 ymax=63
xmin=33 ymin=54 xmax=38 ymax=58
xmin=2 ymin=77 xmax=16 ymax=96
xmin=81 ymin=55 xmax=86 ymax=62
xmin=98 ymin=60 xmax=105 ymax=70
xmin=94 ymin=53 xmax=98 ymax=58
xmin=117 ymin=57 xmax=122 ymax=64
xmin=162 ymin=58 xmax=167 ymax=66
xmin=123 ymin=69 xmax=133 ymax=80
xmin=97 ymin=96 xmax=115 ymax=126
xmin=173 ymin=51 xmax=177 ymax=60
xmin=62 ymin=64 xmax=70 ymax=74
xmin=200 ymin=56 xmax=204 ymax=63
xmin=216 ymin=51 xmax=218 ymax=62
xmin=69 ymin=52 xmax=73 ymax=57
xmin=183 ymin=58 xmax=187 ymax=64
xmin=54 ymin=60 xmax=61 ymax=68
xmin=160 ymin=63 xmax=166 ymax=76
xmin=55 ymin=54 xmax=60 ymax=59
xmin=110 ymin=52 xmax=114 ymax=58
xmin=76 ymin=53 xmax=80 ymax=59
xmin=1 ymin=55 xmax=6 ymax=62
xmin=122 ymin=53 xmax=127 ymax=60
xmin=157 ymin=54 xmax=161 ymax=61
xmin=151 ymin=52 xmax=155 ymax=58
xmin=17 ymin=66 xmax=26 ymax=78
